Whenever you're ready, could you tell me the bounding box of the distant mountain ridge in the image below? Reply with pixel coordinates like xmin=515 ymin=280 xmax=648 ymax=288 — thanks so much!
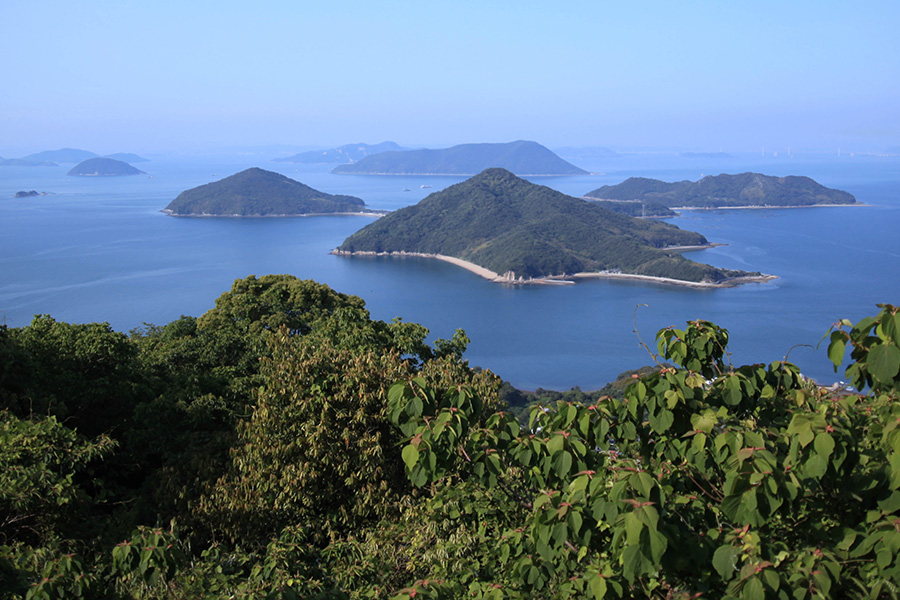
xmin=68 ymin=158 xmax=145 ymax=176
xmin=164 ymin=167 xmax=370 ymax=217
xmin=0 ymin=158 xmax=58 ymax=167
xmin=25 ymin=148 xmax=98 ymax=163
xmin=273 ymin=142 xmax=407 ymax=164
xmin=337 ymin=168 xmax=755 ymax=284
xmin=332 ymin=140 xmax=588 ymax=175
xmin=586 ymin=172 xmax=856 ymax=208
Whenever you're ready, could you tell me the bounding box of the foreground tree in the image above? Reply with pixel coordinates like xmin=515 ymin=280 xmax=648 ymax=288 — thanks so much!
xmin=388 ymin=304 xmax=900 ymax=599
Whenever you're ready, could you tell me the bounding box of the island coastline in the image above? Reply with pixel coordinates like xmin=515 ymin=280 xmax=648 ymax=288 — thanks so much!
xmin=162 ymin=209 xmax=383 ymax=218
xmin=331 ymin=249 xmax=777 ymax=288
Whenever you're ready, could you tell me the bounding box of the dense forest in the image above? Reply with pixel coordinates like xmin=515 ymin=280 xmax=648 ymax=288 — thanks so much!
xmin=2 ymin=273 xmax=899 ymax=599
xmin=586 ymin=173 xmax=857 ymax=208
xmin=339 ymin=168 xmax=751 ymax=283
xmin=164 ymin=168 xmax=369 ymax=217
xmin=331 ymin=141 xmax=587 ymax=175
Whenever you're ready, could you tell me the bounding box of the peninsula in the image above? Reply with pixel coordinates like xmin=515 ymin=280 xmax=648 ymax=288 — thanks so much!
xmin=163 ymin=167 xmax=372 ymax=217
xmin=68 ymin=158 xmax=145 ymax=176
xmin=335 ymin=168 xmax=767 ymax=286
xmin=273 ymin=141 xmax=406 ymax=164
xmin=586 ymin=172 xmax=856 ymax=208
xmin=332 ymin=140 xmax=588 ymax=176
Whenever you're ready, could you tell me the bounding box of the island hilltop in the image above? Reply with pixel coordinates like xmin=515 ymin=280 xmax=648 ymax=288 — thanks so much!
xmin=332 ymin=140 xmax=587 ymax=176
xmin=586 ymin=172 xmax=856 ymax=208
xmin=335 ymin=168 xmax=770 ymax=287
xmin=68 ymin=157 xmax=145 ymax=177
xmin=164 ymin=167 xmax=373 ymax=217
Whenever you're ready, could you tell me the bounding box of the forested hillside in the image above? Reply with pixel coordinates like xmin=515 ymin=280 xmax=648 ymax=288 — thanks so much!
xmin=339 ymin=168 xmax=750 ymax=283
xmin=2 ymin=275 xmax=899 ymax=599
xmin=586 ymin=173 xmax=856 ymax=208
xmin=164 ymin=168 xmax=369 ymax=216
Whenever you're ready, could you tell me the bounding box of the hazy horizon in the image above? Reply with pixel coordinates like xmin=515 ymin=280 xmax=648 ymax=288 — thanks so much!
xmin=2 ymin=1 xmax=898 ymax=157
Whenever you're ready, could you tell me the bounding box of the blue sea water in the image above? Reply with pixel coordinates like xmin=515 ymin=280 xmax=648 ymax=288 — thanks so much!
xmin=1 ymin=152 xmax=898 ymax=390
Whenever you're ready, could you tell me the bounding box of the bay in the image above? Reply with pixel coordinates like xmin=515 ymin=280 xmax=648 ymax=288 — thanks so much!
xmin=1 ymin=152 xmax=898 ymax=390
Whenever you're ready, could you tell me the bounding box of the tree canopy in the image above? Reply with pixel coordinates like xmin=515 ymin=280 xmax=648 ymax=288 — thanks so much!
xmin=0 ymin=276 xmax=897 ymax=599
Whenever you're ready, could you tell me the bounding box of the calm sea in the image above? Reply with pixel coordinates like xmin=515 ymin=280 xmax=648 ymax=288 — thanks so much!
xmin=1 ymin=152 xmax=898 ymax=390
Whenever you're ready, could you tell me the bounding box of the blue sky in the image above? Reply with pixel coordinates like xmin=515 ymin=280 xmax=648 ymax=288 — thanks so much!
xmin=2 ymin=0 xmax=898 ymax=154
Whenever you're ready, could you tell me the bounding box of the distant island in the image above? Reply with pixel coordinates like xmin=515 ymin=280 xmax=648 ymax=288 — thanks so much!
xmin=68 ymin=158 xmax=145 ymax=177
xmin=586 ymin=172 xmax=856 ymax=208
xmin=335 ymin=168 xmax=767 ymax=286
xmin=163 ymin=167 xmax=373 ymax=217
xmin=0 ymin=158 xmax=58 ymax=167
xmin=14 ymin=190 xmax=44 ymax=198
xmin=332 ymin=140 xmax=588 ymax=176
xmin=104 ymin=152 xmax=149 ymax=163
xmin=25 ymin=148 xmax=98 ymax=163
xmin=273 ymin=141 xmax=406 ymax=164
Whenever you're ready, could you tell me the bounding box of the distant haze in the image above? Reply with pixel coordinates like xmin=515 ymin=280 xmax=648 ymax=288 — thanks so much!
xmin=2 ymin=1 xmax=898 ymax=155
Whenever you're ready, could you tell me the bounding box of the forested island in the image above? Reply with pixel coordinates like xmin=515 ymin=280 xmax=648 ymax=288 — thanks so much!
xmin=67 ymin=157 xmax=145 ymax=177
xmin=2 ymin=274 xmax=898 ymax=598
xmin=273 ymin=141 xmax=406 ymax=164
xmin=163 ymin=167 xmax=372 ymax=216
xmin=586 ymin=172 xmax=857 ymax=208
xmin=336 ymin=168 xmax=763 ymax=285
xmin=332 ymin=140 xmax=588 ymax=175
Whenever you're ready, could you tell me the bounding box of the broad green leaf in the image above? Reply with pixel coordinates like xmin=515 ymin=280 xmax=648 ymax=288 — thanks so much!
xmin=884 ymin=311 xmax=900 ymax=346
xmin=827 ymin=331 xmax=846 ymax=370
xmin=742 ymin=576 xmax=765 ymax=600
xmin=589 ymin=574 xmax=607 ymax=599
xmin=814 ymin=432 xmax=835 ymax=460
xmin=552 ymin=450 xmax=573 ymax=478
xmin=868 ymin=343 xmax=900 ymax=384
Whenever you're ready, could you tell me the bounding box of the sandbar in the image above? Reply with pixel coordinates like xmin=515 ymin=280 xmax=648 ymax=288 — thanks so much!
xmin=331 ymin=250 xmax=776 ymax=288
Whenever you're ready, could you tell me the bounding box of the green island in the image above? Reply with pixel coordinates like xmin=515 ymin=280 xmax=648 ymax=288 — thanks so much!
xmin=332 ymin=140 xmax=588 ymax=175
xmin=2 ymin=273 xmax=899 ymax=599
xmin=163 ymin=167 xmax=372 ymax=217
xmin=67 ymin=157 xmax=145 ymax=177
xmin=273 ymin=141 xmax=406 ymax=164
xmin=586 ymin=172 xmax=857 ymax=208
xmin=337 ymin=168 xmax=765 ymax=286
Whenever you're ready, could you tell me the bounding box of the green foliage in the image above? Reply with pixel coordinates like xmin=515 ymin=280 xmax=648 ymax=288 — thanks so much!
xmin=111 ymin=526 xmax=186 ymax=596
xmin=388 ymin=310 xmax=900 ymax=598
xmin=5 ymin=276 xmax=899 ymax=600
xmin=339 ymin=168 xmax=747 ymax=283
xmin=0 ymin=411 xmax=116 ymax=545
xmin=7 ymin=315 xmax=143 ymax=437
xmin=587 ymin=172 xmax=856 ymax=208
xmin=164 ymin=168 xmax=366 ymax=216
xmin=198 ymin=333 xmax=415 ymax=545
xmin=588 ymin=200 xmax=676 ymax=218
xmin=826 ymin=303 xmax=900 ymax=393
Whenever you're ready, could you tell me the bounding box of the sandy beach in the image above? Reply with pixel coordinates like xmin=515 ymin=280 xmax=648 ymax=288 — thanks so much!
xmin=331 ymin=250 xmax=777 ymax=288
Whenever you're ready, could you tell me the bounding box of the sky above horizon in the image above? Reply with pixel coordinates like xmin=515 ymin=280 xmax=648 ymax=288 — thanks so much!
xmin=2 ymin=1 xmax=898 ymax=156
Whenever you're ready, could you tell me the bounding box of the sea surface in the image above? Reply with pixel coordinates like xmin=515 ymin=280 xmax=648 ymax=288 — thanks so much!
xmin=2 ymin=152 xmax=898 ymax=390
